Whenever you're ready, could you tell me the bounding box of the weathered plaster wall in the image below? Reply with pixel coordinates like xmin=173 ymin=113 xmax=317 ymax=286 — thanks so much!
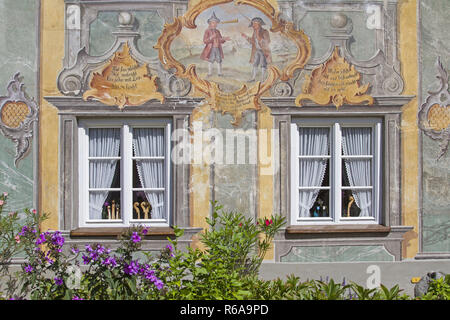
xmin=0 ymin=0 xmax=38 ymax=214
xmin=39 ymin=0 xmax=65 ymax=231
xmin=419 ymin=0 xmax=450 ymax=254
xmin=398 ymin=0 xmax=419 ymax=259
xmin=35 ymin=0 xmax=440 ymax=262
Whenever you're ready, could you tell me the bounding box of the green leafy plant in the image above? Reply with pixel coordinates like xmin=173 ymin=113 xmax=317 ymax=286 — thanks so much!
xmin=0 ymin=192 xmax=48 ymax=299
xmin=1 ymin=193 xmax=435 ymax=301
xmin=201 ymin=202 xmax=285 ymax=277
xmin=420 ymin=275 xmax=450 ymax=300
xmin=311 ymin=278 xmax=350 ymax=300
xmin=349 ymin=282 xmax=378 ymax=300
xmin=156 ymin=203 xmax=286 ymax=300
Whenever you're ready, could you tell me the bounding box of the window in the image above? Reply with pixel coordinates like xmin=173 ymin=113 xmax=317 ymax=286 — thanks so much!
xmin=290 ymin=118 xmax=382 ymax=225
xmin=78 ymin=119 xmax=171 ymax=227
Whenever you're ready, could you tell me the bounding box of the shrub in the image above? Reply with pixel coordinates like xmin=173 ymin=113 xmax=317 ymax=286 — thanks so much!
xmin=15 ymin=226 xmax=165 ymax=300
xmin=1 ymin=193 xmax=447 ymax=301
xmin=0 ymin=193 xmax=47 ymax=299
xmin=155 ymin=202 xmax=286 ymax=299
xmin=419 ymin=275 xmax=450 ymax=300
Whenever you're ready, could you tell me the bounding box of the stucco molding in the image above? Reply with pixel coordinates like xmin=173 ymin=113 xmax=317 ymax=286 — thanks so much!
xmin=45 ymin=96 xmax=197 ymax=244
xmin=0 ymin=73 xmax=39 ymax=167
xmin=274 ymin=225 xmax=413 ymax=262
xmin=274 ymin=1 xmax=404 ymax=99
xmin=418 ymin=57 xmax=450 ymax=161
xmin=267 ymin=98 xmax=412 ymax=261
xmin=59 ymin=4 xmax=191 ymax=99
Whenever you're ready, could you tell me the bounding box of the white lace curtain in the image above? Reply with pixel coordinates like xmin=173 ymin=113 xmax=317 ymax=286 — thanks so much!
xmin=133 ymin=128 xmax=166 ymax=220
xmin=89 ymin=128 xmax=121 ymax=219
xmin=298 ymin=127 xmax=329 ymax=218
xmin=342 ymin=127 xmax=372 ymax=217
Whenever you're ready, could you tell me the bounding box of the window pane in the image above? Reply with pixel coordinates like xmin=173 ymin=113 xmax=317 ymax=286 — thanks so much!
xmin=132 ymin=191 xmax=165 ymax=220
xmin=298 ymin=127 xmax=330 ymax=156
xmin=89 ymin=128 xmax=121 ymax=157
xmin=133 ymin=128 xmax=165 ymax=157
xmin=299 ymin=189 xmax=330 ymax=218
xmin=89 ymin=160 xmax=120 ymax=189
xmin=341 ymin=189 xmax=372 ymax=217
xmin=299 ymin=159 xmax=329 ymax=187
xmin=342 ymin=159 xmax=372 ymax=187
xmin=133 ymin=159 xmax=165 ymax=189
xmin=89 ymin=191 xmax=121 ymax=220
xmin=342 ymin=127 xmax=372 ymax=156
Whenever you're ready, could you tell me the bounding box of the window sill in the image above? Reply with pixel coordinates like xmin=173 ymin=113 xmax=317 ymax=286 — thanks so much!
xmin=70 ymin=227 xmax=175 ymax=238
xmin=286 ymin=224 xmax=391 ymax=234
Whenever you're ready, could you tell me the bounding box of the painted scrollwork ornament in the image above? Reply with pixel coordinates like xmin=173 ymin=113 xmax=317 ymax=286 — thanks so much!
xmin=418 ymin=57 xmax=450 ymax=160
xmin=0 ymin=73 xmax=39 ymax=167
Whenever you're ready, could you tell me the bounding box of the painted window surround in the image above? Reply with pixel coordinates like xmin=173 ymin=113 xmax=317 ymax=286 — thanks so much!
xmin=45 ymin=96 xmax=203 ymax=251
xmin=78 ymin=118 xmax=172 ymax=228
xmin=291 ymin=118 xmax=382 ymax=225
xmin=264 ymin=96 xmax=415 ymax=261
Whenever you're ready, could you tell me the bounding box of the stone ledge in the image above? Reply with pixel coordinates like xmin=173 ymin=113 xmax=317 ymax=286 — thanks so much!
xmin=70 ymin=227 xmax=175 ymax=238
xmin=286 ymin=224 xmax=391 ymax=234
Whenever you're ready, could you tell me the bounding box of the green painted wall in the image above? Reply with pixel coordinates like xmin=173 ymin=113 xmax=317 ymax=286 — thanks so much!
xmin=89 ymin=10 xmax=165 ymax=58
xmin=0 ymin=0 xmax=38 ymax=214
xmin=281 ymin=245 xmax=395 ymax=263
xmin=419 ymin=0 xmax=450 ymax=253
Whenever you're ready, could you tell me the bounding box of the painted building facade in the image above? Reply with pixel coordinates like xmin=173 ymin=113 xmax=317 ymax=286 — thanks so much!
xmin=0 ymin=0 xmax=449 ymax=276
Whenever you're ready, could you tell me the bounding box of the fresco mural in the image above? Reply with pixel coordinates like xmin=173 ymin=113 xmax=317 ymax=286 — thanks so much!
xmin=418 ymin=0 xmax=450 ymax=256
xmin=0 ymin=0 xmax=447 ymax=274
xmin=171 ymin=2 xmax=297 ymax=92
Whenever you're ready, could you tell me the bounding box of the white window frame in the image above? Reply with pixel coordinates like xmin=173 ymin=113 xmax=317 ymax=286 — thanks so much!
xmin=78 ymin=118 xmax=172 ymax=228
xmin=290 ymin=117 xmax=382 ymax=225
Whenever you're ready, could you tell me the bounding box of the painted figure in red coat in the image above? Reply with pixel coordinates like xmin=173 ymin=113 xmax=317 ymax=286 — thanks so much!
xmin=200 ymin=12 xmax=231 ymax=77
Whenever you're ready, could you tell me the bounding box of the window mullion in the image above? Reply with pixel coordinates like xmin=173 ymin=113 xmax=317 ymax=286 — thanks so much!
xmin=166 ymin=122 xmax=171 ymax=225
xmin=334 ymin=123 xmax=342 ymax=223
xmin=291 ymin=124 xmax=300 ymax=225
xmin=374 ymin=122 xmax=382 ymax=224
xmin=122 ymin=124 xmax=133 ymax=226
xmin=80 ymin=126 xmax=89 ymax=227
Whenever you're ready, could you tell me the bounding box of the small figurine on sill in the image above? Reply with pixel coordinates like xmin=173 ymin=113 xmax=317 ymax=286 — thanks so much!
xmin=134 ymin=202 xmax=141 ymax=220
xmin=141 ymin=201 xmax=151 ymax=220
xmin=133 ymin=200 xmax=152 ymax=220
xmin=313 ymin=206 xmax=321 ymax=217
xmin=347 ymin=195 xmax=355 ymax=217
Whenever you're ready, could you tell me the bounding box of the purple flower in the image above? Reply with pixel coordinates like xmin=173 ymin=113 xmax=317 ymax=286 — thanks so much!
xmin=154 ymin=279 xmax=164 ymax=290
xmin=123 ymin=260 xmax=139 ymax=275
xmin=24 ymin=265 xmax=33 ymax=273
xmin=51 ymin=232 xmax=65 ymax=247
xmin=142 ymin=228 xmax=149 ymax=235
xmin=54 ymin=277 xmax=63 ymax=286
xmin=165 ymin=244 xmax=175 ymax=257
xmin=102 ymin=256 xmax=117 ymax=267
xmin=18 ymin=226 xmax=29 ymax=236
xmin=72 ymin=296 xmax=84 ymax=300
xmin=131 ymin=232 xmax=141 ymax=243
xmin=96 ymin=244 xmax=107 ymax=254
xmin=85 ymin=244 xmax=93 ymax=252
xmin=35 ymin=233 xmax=47 ymax=245
xmin=89 ymin=251 xmax=99 ymax=261
xmin=82 ymin=255 xmax=91 ymax=265
xmin=71 ymin=247 xmax=79 ymax=254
